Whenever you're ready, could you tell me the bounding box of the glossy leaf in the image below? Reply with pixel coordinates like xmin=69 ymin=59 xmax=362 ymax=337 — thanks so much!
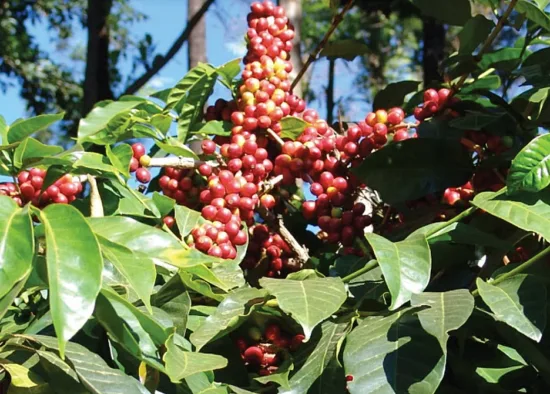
xmin=259 ymin=277 xmax=347 ymax=340
xmin=217 ymin=58 xmax=241 ymax=89
xmin=38 ymin=204 xmax=103 ymax=357
xmin=0 ymin=273 xmax=30 ymax=321
xmin=412 ymin=0 xmax=471 ymax=25
xmin=373 ymin=81 xmax=420 ymax=110
xmin=192 ymin=120 xmax=233 ymax=137
xmin=0 ymin=360 xmax=50 ymax=392
xmin=73 ymin=152 xmax=120 ymax=175
xmin=477 ymin=275 xmax=546 ymax=342
xmin=19 ymin=334 xmax=150 ymax=393
xmin=365 ymin=233 xmax=431 ymax=310
xmin=280 ymin=117 xmax=309 ymax=140
xmin=175 ymin=204 xmax=203 ymax=237
xmin=507 ymin=133 xmax=550 ymax=193
xmin=0 ymin=197 xmax=33 ymax=300
xmin=77 ymin=101 xmax=141 ymax=144
xmin=458 ymin=15 xmax=494 ymax=54
xmin=190 ymin=287 xmax=266 ymax=350
xmin=516 ymin=0 xmax=550 ymax=32
xmin=97 ymin=236 xmax=156 ymax=312
xmin=352 ymin=138 xmax=474 ymax=204
xmin=319 ymin=39 xmax=369 ymax=61
xmin=166 ymin=63 xmax=217 ymax=111
xmin=106 ymin=143 xmax=133 ymax=178
xmin=13 ymin=137 xmax=63 ymax=168
xmin=163 ymin=334 xmax=228 ymax=382
xmin=8 ymin=112 xmax=65 ymax=143
xmin=411 ymin=290 xmax=474 ymax=349
xmin=156 ymin=138 xmax=200 ymax=160
xmin=279 ymin=321 xmax=349 ymax=394
xmin=343 ymin=310 xmax=445 ymax=394
xmin=472 ymin=190 xmax=550 ymax=242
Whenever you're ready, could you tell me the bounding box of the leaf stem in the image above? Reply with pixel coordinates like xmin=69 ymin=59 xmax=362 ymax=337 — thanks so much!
xmin=87 ymin=175 xmax=104 ymax=217
xmin=472 ymin=245 xmax=550 ymax=296
xmin=452 ymin=0 xmax=518 ymax=93
xmin=342 ymin=258 xmax=379 ymax=283
xmin=290 ymin=0 xmax=355 ymax=91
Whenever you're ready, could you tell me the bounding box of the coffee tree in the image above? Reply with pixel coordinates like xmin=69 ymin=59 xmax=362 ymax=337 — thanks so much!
xmin=2 ymin=0 xmax=550 ymax=392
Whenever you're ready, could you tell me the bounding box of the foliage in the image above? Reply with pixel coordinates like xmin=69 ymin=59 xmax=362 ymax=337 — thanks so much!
xmin=2 ymin=0 xmax=550 ymax=393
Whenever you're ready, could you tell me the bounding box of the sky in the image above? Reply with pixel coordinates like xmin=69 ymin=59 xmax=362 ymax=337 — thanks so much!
xmin=1 ymin=0 xmax=368 ymax=125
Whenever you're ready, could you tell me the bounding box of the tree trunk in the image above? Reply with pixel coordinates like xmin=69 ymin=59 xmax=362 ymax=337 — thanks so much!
xmin=326 ymin=58 xmax=335 ymax=125
xmin=83 ymin=0 xmax=113 ymax=118
xmin=279 ymin=0 xmax=304 ymax=98
xmin=188 ymin=0 xmax=208 ymax=69
xmin=422 ymin=17 xmax=445 ymax=86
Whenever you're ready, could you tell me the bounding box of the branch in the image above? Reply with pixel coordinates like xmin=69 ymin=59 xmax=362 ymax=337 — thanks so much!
xmin=87 ymin=175 xmax=104 ymax=217
xmin=145 ymin=156 xmax=219 ymax=169
xmin=291 ymin=0 xmax=355 ymax=90
xmin=121 ymin=0 xmax=216 ymax=96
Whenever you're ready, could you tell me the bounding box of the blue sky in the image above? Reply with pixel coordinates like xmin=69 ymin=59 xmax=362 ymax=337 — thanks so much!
xmin=1 ymin=0 xmax=368 ymax=125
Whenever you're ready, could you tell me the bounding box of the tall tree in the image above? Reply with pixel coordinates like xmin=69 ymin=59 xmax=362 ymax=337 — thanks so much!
xmin=279 ymin=0 xmax=304 ymax=98
xmin=188 ymin=0 xmax=208 ymax=69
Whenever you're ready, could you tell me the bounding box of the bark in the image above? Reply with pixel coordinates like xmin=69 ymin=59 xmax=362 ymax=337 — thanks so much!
xmin=422 ymin=17 xmax=445 ymax=85
xmin=83 ymin=0 xmax=113 ymax=118
xmin=279 ymin=0 xmax=304 ymax=98
xmin=188 ymin=0 xmax=208 ymax=69
xmin=326 ymin=58 xmax=335 ymax=125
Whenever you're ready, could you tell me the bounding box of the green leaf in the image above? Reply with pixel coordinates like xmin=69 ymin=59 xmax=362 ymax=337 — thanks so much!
xmin=319 ymin=39 xmax=369 ymax=61
xmin=152 ymin=192 xmax=175 ymax=218
xmin=472 ymin=190 xmax=550 ymax=242
xmin=507 ymin=133 xmax=550 ymax=193
xmin=279 ymin=321 xmax=349 ymax=394
xmin=365 ymin=233 xmax=431 ymax=310
xmin=516 ymin=0 xmax=550 ymax=32
xmin=475 ymin=345 xmax=529 ymax=385
xmin=106 ymin=144 xmax=133 ymax=178
xmin=34 ymin=349 xmax=88 ymax=394
xmin=156 ymin=138 xmax=200 ymax=160
xmin=0 ymin=273 xmax=30 ymax=321
xmin=411 ymin=290 xmax=474 ymax=349
xmin=77 ymin=101 xmax=141 ymax=144
xmin=163 ymin=334 xmax=228 ymax=382
xmin=343 ymin=310 xmax=445 ymax=394
xmin=38 ymin=204 xmax=103 ymax=357
xmin=19 ymin=334 xmax=150 ymax=393
xmin=175 ymin=205 xmax=203 ymax=237
xmin=0 ymin=360 xmax=50 ymax=392
xmin=190 ymin=287 xmax=266 ymax=350
xmin=352 ymin=138 xmax=474 ymax=204
xmin=460 ymin=75 xmax=501 ymax=94
xmin=412 ymin=0 xmax=471 ymax=25
xmin=150 ymin=113 xmax=173 ymax=135
xmin=97 ymin=236 xmax=156 ymax=312
xmin=458 ymin=15 xmax=495 ymax=54
xmin=476 ymin=275 xmax=546 ymax=341
xmin=280 ymin=117 xmax=309 ymax=140
xmin=160 ymin=291 xmax=192 ymax=336
xmin=89 ymin=216 xmax=190 ymax=268
xmin=73 ymin=152 xmax=120 ymax=175
xmin=8 ymin=113 xmax=65 ymax=143
xmin=192 ymin=120 xmax=233 ymax=137
xmin=409 ymin=222 xmax=508 ymax=250
xmin=373 ymin=81 xmax=420 ymax=111
xmin=478 ymin=48 xmax=525 ymax=70
xmin=259 ymin=278 xmax=347 ymax=340
xmin=217 ymin=58 xmax=241 ymax=89
xmin=0 ymin=115 xmax=7 ymax=144
xmin=449 ymin=112 xmax=504 ymax=130
xmin=0 ymin=198 xmax=33 ymax=300
xmin=255 ymin=359 xmax=293 ymax=388
xmin=166 ymin=64 xmax=217 ymax=111
xmin=13 ymin=137 xmax=63 ymax=169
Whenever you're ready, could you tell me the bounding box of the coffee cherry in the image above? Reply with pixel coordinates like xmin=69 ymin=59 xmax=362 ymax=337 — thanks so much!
xmin=243 ymin=346 xmax=264 ymax=365
xmin=132 ymin=143 xmax=146 ymax=159
xmin=265 ymin=324 xmax=281 ymax=341
xmin=135 ymin=168 xmax=151 ymax=184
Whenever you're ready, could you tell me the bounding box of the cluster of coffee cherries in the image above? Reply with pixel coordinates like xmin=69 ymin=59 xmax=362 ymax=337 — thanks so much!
xmin=204 ymin=98 xmax=237 ymax=123
xmin=241 ymin=224 xmax=299 ymax=277
xmin=364 ymin=107 xmax=414 ymax=143
xmin=158 ymin=167 xmax=203 ymax=208
xmin=441 ymin=181 xmax=475 ymax=206
xmin=188 ymin=217 xmax=247 ymax=259
xmin=236 ymin=323 xmax=304 ymax=376
xmin=0 ymin=168 xmax=83 ymax=207
xmin=130 ymin=143 xmax=152 ymax=184
xmin=413 ymin=88 xmax=454 ymax=121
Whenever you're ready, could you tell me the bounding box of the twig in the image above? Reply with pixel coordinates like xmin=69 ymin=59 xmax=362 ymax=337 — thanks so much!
xmin=121 ymin=0 xmax=216 ymax=96
xmin=260 ymin=174 xmax=284 ymax=196
xmin=452 ymin=0 xmax=518 ymax=93
xmin=266 ymin=128 xmax=285 ymax=146
xmin=146 ymin=156 xmax=219 ymax=169
xmin=290 ymin=0 xmax=355 ymax=90
xmin=87 ymin=175 xmax=104 ymax=217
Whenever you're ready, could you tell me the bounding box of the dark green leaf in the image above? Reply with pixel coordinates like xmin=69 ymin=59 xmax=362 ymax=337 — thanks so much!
xmin=259 ymin=278 xmax=347 ymax=340
xmin=365 ymin=233 xmax=431 ymax=310
xmin=343 ymin=310 xmax=445 ymax=394
xmin=516 ymin=0 xmax=550 ymax=32
xmin=38 ymin=204 xmax=103 ymax=357
xmin=77 ymin=101 xmax=141 ymax=144
xmin=508 ymin=133 xmax=550 ymax=193
xmin=449 ymin=112 xmax=503 ymax=130
xmin=0 ymin=274 xmax=30 ymax=322
xmin=190 ymin=287 xmax=266 ymax=350
xmin=192 ymin=121 xmax=233 ymax=137
xmin=160 ymin=291 xmax=192 ymax=336
xmin=460 ymin=75 xmax=501 ymax=94
xmin=478 ymin=48 xmax=525 ymax=70
xmin=319 ymin=39 xmax=369 ymax=61
xmin=412 ymin=0 xmax=471 ymax=25
xmin=8 ymin=113 xmax=65 ymax=143
xmin=217 ymin=58 xmax=241 ymax=89
xmin=0 ymin=360 xmax=50 ymax=392
xmin=458 ymin=15 xmax=495 ymax=54
xmin=373 ymin=81 xmax=420 ymax=110
xmin=255 ymin=358 xmax=293 ymax=388
xmin=0 ymin=198 xmax=33 ymax=300
xmin=13 ymin=138 xmax=63 ymax=169
xmin=166 ymin=64 xmax=217 ymax=111
xmin=106 ymin=144 xmax=133 ymax=178
xmin=352 ymin=139 xmax=474 ymax=204
xmin=279 ymin=117 xmax=309 ymax=140
xmin=163 ymin=334 xmax=228 ymax=382
xmin=477 ymin=275 xmax=546 ymax=341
